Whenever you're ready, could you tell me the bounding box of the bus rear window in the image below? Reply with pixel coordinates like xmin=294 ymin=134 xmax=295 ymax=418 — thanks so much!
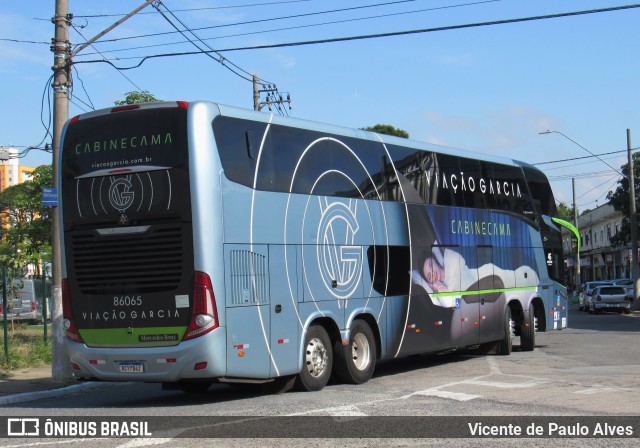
xmin=62 ymin=106 xmax=188 ymax=178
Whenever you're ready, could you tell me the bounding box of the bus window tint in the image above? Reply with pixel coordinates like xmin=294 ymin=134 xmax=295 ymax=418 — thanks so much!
xmin=213 ymin=117 xmax=276 ymax=191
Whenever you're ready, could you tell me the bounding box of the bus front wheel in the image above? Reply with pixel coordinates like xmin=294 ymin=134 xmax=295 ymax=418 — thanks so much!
xmin=295 ymin=325 xmax=333 ymax=392
xmin=334 ymin=319 xmax=377 ymax=384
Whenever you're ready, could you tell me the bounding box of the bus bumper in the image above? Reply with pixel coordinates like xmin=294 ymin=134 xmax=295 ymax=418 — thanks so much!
xmin=65 ymin=328 xmax=226 ymax=383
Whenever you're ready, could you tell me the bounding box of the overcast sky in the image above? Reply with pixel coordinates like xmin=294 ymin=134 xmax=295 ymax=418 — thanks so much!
xmin=1 ymin=0 xmax=639 ymax=211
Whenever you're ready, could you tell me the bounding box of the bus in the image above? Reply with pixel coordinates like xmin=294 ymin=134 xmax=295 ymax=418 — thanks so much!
xmin=59 ymin=101 xmax=574 ymax=392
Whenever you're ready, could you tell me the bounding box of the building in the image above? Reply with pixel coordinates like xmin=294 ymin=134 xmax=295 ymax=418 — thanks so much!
xmin=0 ymin=147 xmax=35 ymax=191
xmin=563 ymin=203 xmax=630 ymax=287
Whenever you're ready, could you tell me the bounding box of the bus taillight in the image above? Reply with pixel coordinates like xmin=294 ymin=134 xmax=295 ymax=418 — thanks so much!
xmin=183 ymin=272 xmax=219 ymax=341
xmin=62 ymin=278 xmax=83 ymax=343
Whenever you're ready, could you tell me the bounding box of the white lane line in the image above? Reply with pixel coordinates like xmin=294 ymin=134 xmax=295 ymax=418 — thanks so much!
xmin=575 ymin=386 xmax=631 ymax=395
xmin=466 ymin=379 xmax=548 ymax=389
xmin=486 ymin=356 xmax=501 ymax=374
xmin=116 ymin=438 xmax=174 ymax=448
xmin=326 ymin=405 xmax=369 ymax=417
xmin=411 ymin=389 xmax=481 ymax=402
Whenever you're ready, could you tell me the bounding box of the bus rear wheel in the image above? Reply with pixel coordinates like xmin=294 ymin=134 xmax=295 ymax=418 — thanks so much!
xmin=295 ymin=325 xmax=333 ymax=392
xmin=520 ymin=305 xmax=536 ymax=352
xmin=334 ymin=319 xmax=377 ymax=384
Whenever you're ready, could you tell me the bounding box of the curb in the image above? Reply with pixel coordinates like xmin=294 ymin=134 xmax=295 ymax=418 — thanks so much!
xmin=0 ymin=381 xmax=109 ymax=406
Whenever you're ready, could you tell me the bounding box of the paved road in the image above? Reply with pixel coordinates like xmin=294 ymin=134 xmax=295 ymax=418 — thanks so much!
xmin=1 ymin=304 xmax=639 ymax=447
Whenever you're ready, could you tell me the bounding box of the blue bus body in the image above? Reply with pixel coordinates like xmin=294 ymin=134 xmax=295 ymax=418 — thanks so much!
xmin=59 ymin=101 xmax=568 ymax=390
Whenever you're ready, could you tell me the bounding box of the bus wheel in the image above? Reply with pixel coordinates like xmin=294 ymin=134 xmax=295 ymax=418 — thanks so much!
xmin=334 ymin=320 xmax=377 ymax=384
xmin=295 ymin=325 xmax=333 ymax=392
xmin=497 ymin=306 xmax=513 ymax=356
xmin=520 ymin=306 xmax=536 ymax=352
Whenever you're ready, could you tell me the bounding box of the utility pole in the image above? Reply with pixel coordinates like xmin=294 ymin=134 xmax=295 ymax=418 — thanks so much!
xmin=573 ymin=178 xmax=580 ymax=291
xmin=50 ymin=0 xmax=155 ymax=382
xmin=628 ymin=129 xmax=640 ymax=309
xmin=253 ymin=75 xmax=260 ymax=111
xmin=252 ymin=74 xmax=292 ymax=112
xmin=51 ymin=0 xmax=71 ymax=382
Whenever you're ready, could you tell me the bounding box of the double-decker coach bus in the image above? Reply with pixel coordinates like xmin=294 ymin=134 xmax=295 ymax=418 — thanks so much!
xmin=60 ymin=101 xmax=574 ymax=392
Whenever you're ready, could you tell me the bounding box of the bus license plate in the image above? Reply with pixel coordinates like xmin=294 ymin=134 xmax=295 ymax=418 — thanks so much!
xmin=119 ymin=362 xmax=144 ymax=373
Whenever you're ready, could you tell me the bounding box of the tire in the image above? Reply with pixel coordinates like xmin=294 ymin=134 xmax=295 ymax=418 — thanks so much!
xmin=496 ymin=306 xmax=513 ymax=356
xmin=295 ymin=325 xmax=333 ymax=392
xmin=334 ymin=320 xmax=377 ymax=384
xmin=520 ymin=306 xmax=536 ymax=352
xmin=624 ymin=308 xmax=631 ymax=315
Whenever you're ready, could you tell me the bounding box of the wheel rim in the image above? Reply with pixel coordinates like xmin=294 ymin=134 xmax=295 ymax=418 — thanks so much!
xmin=352 ymin=332 xmax=371 ymax=371
xmin=305 ymin=337 xmax=328 ymax=378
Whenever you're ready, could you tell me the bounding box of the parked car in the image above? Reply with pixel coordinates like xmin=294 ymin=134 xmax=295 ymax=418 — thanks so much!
xmin=609 ymin=279 xmax=635 ymax=298
xmin=0 ymin=278 xmax=51 ymax=324
xmin=578 ymin=281 xmax=611 ymax=311
xmin=586 ymin=285 xmax=633 ymax=314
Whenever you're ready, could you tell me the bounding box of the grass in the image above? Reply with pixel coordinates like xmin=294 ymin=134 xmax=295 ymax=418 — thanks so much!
xmin=0 ymin=323 xmax=52 ymax=377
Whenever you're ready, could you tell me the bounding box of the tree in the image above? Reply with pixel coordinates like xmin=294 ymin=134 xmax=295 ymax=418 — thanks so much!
xmin=114 ymin=90 xmax=160 ymax=106
xmin=0 ymin=165 xmax=53 ymax=276
xmin=556 ymin=202 xmax=575 ymax=222
xmin=606 ymin=152 xmax=640 ymax=247
xmin=361 ymin=124 xmax=409 ymax=139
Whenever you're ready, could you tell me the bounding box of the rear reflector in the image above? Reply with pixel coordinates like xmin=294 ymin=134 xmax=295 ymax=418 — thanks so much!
xmin=194 ymin=362 xmax=208 ymax=371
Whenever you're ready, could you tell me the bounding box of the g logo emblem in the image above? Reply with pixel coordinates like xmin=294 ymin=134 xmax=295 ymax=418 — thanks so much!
xmin=108 ymin=177 xmax=134 ymax=212
xmin=316 ymin=200 xmax=362 ymax=299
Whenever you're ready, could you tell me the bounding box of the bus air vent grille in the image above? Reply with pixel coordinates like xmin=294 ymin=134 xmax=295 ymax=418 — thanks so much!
xmin=229 ymin=250 xmax=268 ymax=304
xmin=69 ymin=225 xmax=189 ymax=294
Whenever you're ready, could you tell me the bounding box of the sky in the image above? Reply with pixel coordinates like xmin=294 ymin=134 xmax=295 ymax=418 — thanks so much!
xmin=1 ymin=0 xmax=639 ymax=212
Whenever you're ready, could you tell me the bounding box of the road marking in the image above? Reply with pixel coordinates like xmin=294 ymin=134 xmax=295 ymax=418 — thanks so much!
xmin=116 ymin=439 xmax=174 ymax=448
xmin=486 ymin=356 xmax=501 ymax=374
xmin=411 ymin=389 xmax=481 ymax=401
xmin=327 ymin=405 xmax=369 ymax=417
xmin=466 ymin=379 xmax=547 ymax=389
xmin=575 ymin=386 xmax=631 ymax=395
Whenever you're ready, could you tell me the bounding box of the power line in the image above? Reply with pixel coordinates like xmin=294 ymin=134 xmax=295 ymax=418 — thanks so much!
xmin=82 ymin=0 xmax=431 ymax=45
xmin=78 ymin=0 xmax=501 ymax=58
xmin=532 ymin=148 xmax=639 ymax=166
xmin=151 ymin=1 xmax=255 ymax=83
xmin=151 ymin=1 xmax=290 ymax=115
xmin=71 ymin=3 xmax=640 ymax=70
xmin=71 ymin=23 xmax=144 ymax=93
xmin=72 ymin=0 xmax=313 ymax=19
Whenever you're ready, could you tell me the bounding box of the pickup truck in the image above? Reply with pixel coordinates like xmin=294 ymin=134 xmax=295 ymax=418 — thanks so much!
xmin=587 ymin=285 xmax=633 ymax=314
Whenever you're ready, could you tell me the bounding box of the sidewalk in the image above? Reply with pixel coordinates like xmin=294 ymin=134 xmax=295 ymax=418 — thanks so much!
xmin=0 ymin=365 xmax=77 ymax=404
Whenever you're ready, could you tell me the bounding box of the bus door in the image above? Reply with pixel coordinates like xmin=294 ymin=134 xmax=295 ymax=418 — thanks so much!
xmin=224 ymin=244 xmax=272 ymax=378
xmin=268 ymin=245 xmax=300 ymax=377
xmin=455 ymin=246 xmax=480 ymax=348
xmin=476 ymin=246 xmax=505 ymax=342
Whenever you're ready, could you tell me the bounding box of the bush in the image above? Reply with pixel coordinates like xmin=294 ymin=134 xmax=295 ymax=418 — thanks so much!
xmin=0 ymin=323 xmax=51 ymax=373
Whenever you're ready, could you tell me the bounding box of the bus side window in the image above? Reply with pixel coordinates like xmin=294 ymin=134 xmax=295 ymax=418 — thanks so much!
xmin=367 ymin=245 xmax=411 ymax=296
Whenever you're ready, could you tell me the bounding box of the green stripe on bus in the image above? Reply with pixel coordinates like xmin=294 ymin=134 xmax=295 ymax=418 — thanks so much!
xmin=79 ymin=327 xmax=187 ymax=345
xmin=431 ymin=286 xmax=537 ymax=298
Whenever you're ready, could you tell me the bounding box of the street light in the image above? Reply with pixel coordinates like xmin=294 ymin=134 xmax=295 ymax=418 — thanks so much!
xmin=539 ymin=129 xmax=639 ymax=302
xmin=539 ymin=130 xmax=624 ymax=177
